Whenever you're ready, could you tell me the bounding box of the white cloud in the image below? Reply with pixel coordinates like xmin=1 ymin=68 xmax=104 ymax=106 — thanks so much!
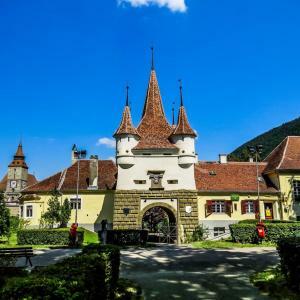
xmin=118 ymin=0 xmax=187 ymax=12
xmin=108 ymin=156 xmax=116 ymax=162
xmin=96 ymin=137 xmax=116 ymax=148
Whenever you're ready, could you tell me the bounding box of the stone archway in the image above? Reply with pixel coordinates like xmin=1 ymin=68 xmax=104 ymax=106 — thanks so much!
xmin=140 ymin=203 xmax=177 ymax=243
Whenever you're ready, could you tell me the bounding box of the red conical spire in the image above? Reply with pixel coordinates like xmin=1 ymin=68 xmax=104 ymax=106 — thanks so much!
xmin=172 ymin=81 xmax=196 ymax=137
xmin=135 ymin=61 xmax=175 ymax=149
xmin=113 ymin=86 xmax=139 ymax=137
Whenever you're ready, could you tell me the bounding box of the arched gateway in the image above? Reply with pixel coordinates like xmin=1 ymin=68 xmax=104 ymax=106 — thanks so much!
xmin=140 ymin=204 xmax=177 ymax=244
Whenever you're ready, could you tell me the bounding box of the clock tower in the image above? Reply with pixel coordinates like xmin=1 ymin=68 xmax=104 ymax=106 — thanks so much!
xmin=5 ymin=143 xmax=29 ymax=213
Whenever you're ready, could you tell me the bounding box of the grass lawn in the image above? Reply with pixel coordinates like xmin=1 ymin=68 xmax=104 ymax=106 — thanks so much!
xmin=79 ymin=227 xmax=99 ymax=245
xmin=191 ymin=239 xmax=276 ymax=249
xmin=251 ymin=266 xmax=299 ymax=299
xmin=0 ymin=227 xmax=99 ymax=249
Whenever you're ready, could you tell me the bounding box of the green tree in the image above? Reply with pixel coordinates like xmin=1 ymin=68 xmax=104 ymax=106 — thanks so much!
xmin=0 ymin=192 xmax=10 ymax=238
xmin=60 ymin=198 xmax=71 ymax=228
xmin=41 ymin=190 xmax=71 ymax=228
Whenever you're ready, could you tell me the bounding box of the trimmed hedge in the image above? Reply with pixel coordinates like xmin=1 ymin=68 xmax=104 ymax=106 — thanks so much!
xmin=82 ymin=244 xmax=120 ymax=296
xmin=101 ymin=229 xmax=148 ymax=246
xmin=0 ymin=245 xmax=121 ymax=300
xmin=17 ymin=229 xmax=84 ymax=245
xmin=230 ymin=223 xmax=300 ymax=243
xmin=238 ymin=219 xmax=298 ymax=224
xmin=277 ymin=236 xmax=300 ymax=292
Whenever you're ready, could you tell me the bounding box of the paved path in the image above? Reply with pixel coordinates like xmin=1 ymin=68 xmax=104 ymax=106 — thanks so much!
xmin=16 ymin=248 xmax=81 ymax=268
xmin=120 ymin=245 xmax=279 ymax=300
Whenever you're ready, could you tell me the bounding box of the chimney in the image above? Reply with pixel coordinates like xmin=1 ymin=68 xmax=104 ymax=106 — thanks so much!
xmin=88 ymin=155 xmax=98 ymax=190
xmin=71 ymin=144 xmax=78 ymax=164
xmin=219 ymin=154 xmax=227 ymax=164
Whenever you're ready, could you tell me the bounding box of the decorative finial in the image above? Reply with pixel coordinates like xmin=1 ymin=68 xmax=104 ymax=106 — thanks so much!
xmin=178 ymin=79 xmax=183 ymax=106
xmin=172 ymin=101 xmax=175 ymax=125
xmin=151 ymin=46 xmax=154 ymax=70
xmin=126 ymin=85 xmax=129 ymax=106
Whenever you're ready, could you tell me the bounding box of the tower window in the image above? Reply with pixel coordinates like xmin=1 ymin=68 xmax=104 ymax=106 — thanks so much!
xmin=134 ymin=180 xmax=146 ymax=184
xmin=167 ymin=180 xmax=178 ymax=184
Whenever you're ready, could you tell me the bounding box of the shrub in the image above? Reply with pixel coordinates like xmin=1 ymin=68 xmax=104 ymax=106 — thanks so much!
xmin=9 ymin=216 xmax=20 ymax=232
xmin=17 ymin=229 xmax=84 ymax=245
xmin=0 ymin=250 xmax=118 ymax=300
xmin=0 ymin=267 xmax=28 ymax=289
xmin=0 ymin=192 xmax=10 ymax=238
xmin=186 ymin=225 xmax=208 ymax=242
xmin=230 ymin=223 xmax=257 ymax=243
xmin=238 ymin=219 xmax=298 ymax=224
xmin=102 ymin=229 xmax=148 ymax=246
xmin=230 ymin=223 xmax=300 ymax=243
xmin=277 ymin=236 xmax=300 ymax=292
xmin=115 ymin=278 xmax=143 ymax=300
xmin=82 ymin=244 xmax=120 ymax=296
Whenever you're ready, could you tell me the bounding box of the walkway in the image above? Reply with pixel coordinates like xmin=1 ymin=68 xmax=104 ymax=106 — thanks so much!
xmin=16 ymin=248 xmax=81 ymax=268
xmin=120 ymin=244 xmax=279 ymax=300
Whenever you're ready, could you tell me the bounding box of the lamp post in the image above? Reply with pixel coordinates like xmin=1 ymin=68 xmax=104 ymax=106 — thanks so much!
xmin=248 ymin=145 xmax=263 ymax=221
xmin=73 ymin=148 xmax=87 ymax=224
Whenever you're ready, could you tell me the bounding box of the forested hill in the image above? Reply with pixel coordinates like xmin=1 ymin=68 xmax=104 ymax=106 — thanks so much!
xmin=228 ymin=117 xmax=300 ymax=161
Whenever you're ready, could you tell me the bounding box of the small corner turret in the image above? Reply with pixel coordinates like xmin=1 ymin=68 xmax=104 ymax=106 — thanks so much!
xmin=113 ymin=86 xmax=140 ymax=169
xmin=170 ymin=80 xmax=197 ymax=167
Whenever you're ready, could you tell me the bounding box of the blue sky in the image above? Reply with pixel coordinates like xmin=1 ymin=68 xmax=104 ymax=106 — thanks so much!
xmin=1 ymin=0 xmax=300 ymax=180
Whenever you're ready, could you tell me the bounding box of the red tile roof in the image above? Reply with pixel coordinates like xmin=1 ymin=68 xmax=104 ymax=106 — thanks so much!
xmin=171 ymin=106 xmax=196 ymax=137
xmin=264 ymin=136 xmax=300 ymax=173
xmin=134 ymin=70 xmax=176 ymax=150
xmin=195 ymin=162 xmax=278 ymax=193
xmin=24 ymin=160 xmax=117 ymax=193
xmin=113 ymin=106 xmax=139 ymax=137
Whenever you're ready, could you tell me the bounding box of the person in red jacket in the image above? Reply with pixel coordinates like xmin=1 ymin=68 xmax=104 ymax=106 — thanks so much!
xmin=69 ymin=223 xmax=78 ymax=247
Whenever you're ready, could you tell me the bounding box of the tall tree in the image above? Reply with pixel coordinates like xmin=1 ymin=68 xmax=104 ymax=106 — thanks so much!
xmin=60 ymin=198 xmax=71 ymax=228
xmin=0 ymin=192 xmax=10 ymax=238
xmin=41 ymin=190 xmax=71 ymax=228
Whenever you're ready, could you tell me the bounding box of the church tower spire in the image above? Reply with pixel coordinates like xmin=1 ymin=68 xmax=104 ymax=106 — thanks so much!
xmin=9 ymin=142 xmax=28 ymax=169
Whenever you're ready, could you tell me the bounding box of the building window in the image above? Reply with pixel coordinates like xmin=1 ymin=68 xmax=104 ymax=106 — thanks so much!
xmin=70 ymin=198 xmax=81 ymax=210
xmin=212 ymin=201 xmax=225 ymax=213
xmin=167 ymin=180 xmax=178 ymax=184
xmin=134 ymin=180 xmax=146 ymax=184
xmin=214 ymin=227 xmax=225 ymax=237
xmin=20 ymin=205 xmax=24 ymax=217
xmin=245 ymin=201 xmax=255 ymax=213
xmin=26 ymin=205 xmax=33 ymax=218
xmin=292 ymin=180 xmax=300 ymax=202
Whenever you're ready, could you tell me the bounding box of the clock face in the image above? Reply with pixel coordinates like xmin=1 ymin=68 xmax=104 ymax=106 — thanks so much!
xmin=10 ymin=180 xmax=17 ymax=188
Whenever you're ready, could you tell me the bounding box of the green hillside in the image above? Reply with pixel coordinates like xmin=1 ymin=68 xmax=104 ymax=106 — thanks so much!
xmin=228 ymin=117 xmax=300 ymax=161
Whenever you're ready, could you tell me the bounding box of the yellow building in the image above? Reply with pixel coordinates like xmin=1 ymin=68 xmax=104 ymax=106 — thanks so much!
xmin=18 ymin=60 xmax=300 ymax=242
xmin=21 ymin=159 xmax=116 ymax=232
